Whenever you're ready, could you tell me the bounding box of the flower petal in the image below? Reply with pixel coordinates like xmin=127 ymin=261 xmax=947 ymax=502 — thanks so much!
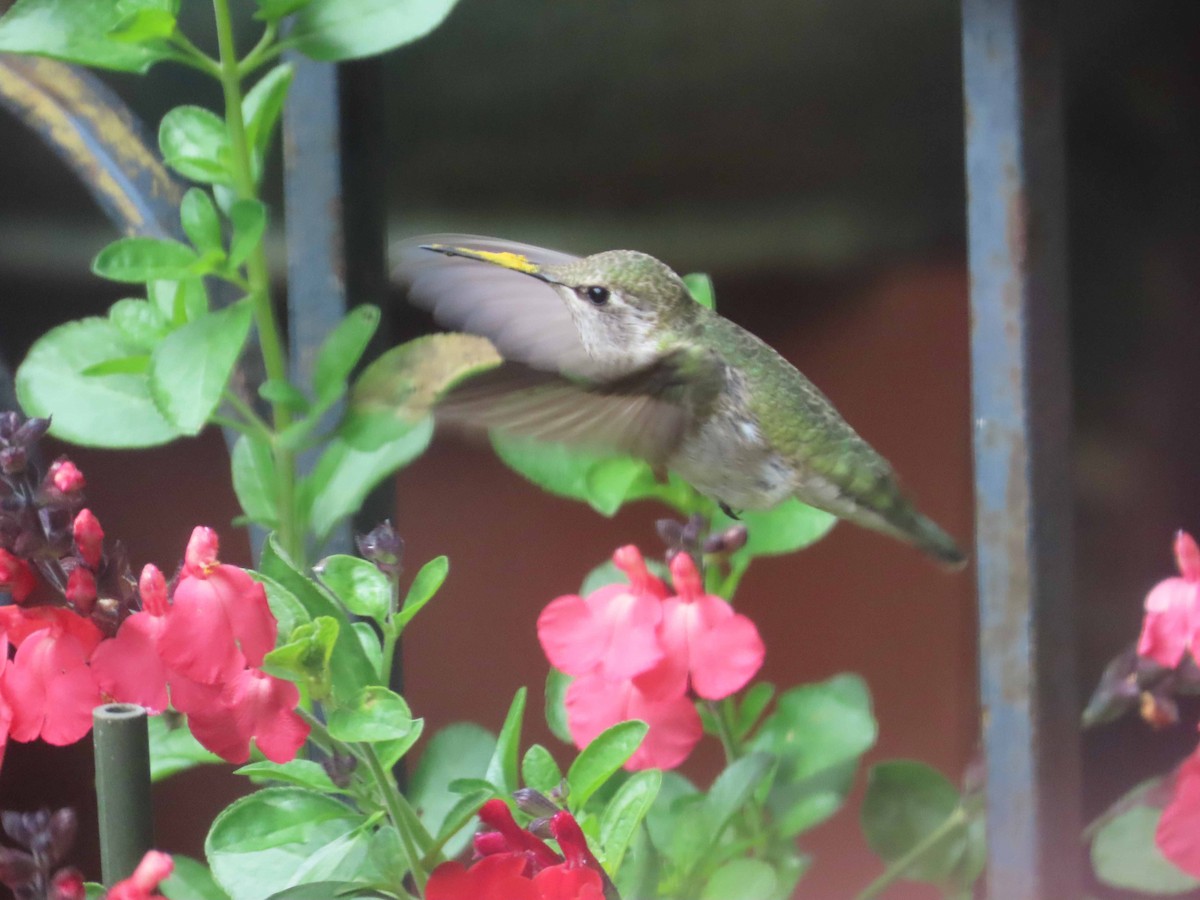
xmin=91 ymin=613 xmax=170 ymax=712
xmin=1138 ymin=578 xmax=1197 ymax=669
xmin=1158 ymin=750 xmax=1200 ymax=877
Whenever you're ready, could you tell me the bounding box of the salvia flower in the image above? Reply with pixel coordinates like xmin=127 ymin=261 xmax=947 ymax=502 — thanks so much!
xmin=106 ymin=850 xmax=173 ymax=900
xmin=539 ymin=544 xmax=765 ymax=771
xmin=1138 ymin=530 xmax=1200 ymax=669
xmin=426 ymin=800 xmax=606 ymax=900
xmin=1157 ymin=748 xmax=1200 ymax=877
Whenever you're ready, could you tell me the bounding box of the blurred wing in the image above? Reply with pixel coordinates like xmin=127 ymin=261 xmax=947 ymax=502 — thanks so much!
xmin=392 ymin=234 xmax=596 ymax=377
xmin=437 ymin=358 xmax=706 ymax=464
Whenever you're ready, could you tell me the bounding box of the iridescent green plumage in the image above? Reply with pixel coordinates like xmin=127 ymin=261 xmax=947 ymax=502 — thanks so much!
xmin=394 ymin=235 xmax=964 ymax=566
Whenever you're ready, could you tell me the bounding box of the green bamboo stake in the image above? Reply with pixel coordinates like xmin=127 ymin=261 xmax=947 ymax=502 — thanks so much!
xmin=93 ymin=703 xmax=155 ymax=886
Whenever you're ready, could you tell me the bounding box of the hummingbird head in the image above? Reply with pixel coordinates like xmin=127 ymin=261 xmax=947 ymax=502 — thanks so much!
xmin=421 ymin=244 xmax=697 ymax=371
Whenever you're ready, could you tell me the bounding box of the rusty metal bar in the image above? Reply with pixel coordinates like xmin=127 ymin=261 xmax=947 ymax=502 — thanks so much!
xmin=962 ymin=0 xmax=1080 ymax=895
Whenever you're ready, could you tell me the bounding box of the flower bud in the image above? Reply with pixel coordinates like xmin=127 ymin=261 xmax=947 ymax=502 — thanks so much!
xmin=0 ymin=548 xmax=37 ymax=603
xmin=513 ymin=788 xmax=560 ymax=819
xmin=139 ymin=564 xmax=169 ymax=616
xmin=356 ymin=521 xmax=404 ymax=576
xmin=47 ymin=459 xmax=85 ymax=494
xmin=72 ymin=510 xmax=104 ymax=569
xmin=184 ymin=526 xmax=220 ymax=576
xmin=49 ymin=868 xmax=85 ymax=900
xmin=66 ymin=568 xmax=97 ymax=613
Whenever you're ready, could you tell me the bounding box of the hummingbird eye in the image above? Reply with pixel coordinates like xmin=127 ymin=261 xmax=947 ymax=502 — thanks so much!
xmin=582 ymin=286 xmax=610 ymax=306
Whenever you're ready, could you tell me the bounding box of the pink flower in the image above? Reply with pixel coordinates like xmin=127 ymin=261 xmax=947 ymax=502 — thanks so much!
xmin=1158 ymin=748 xmax=1200 ymax=877
xmin=566 ymin=672 xmax=702 ymax=771
xmin=635 ymin=553 xmax=765 ymax=701
xmin=0 ymin=605 xmax=103 ymax=649
xmin=1138 ymin=531 xmax=1200 ymax=669
xmin=106 ymin=850 xmax=173 ymax=900
xmin=5 ymin=622 xmax=101 ymax=745
xmin=72 ymin=510 xmax=104 ymax=569
xmin=158 ymin=528 xmax=275 ymax=684
xmin=538 ymin=545 xmax=667 ymax=680
xmin=0 ymin=548 xmax=37 ymax=603
xmin=0 ymin=636 xmax=12 ymax=771
xmin=180 ymin=668 xmax=308 ymax=764
xmin=91 ymin=566 xmax=173 ymax=713
xmin=47 ymin=458 xmax=85 ymax=494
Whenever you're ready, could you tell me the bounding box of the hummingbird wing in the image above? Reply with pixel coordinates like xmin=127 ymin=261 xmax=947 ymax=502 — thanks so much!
xmin=393 ymin=234 xmax=599 ymax=377
xmin=436 ymin=354 xmax=719 ymax=465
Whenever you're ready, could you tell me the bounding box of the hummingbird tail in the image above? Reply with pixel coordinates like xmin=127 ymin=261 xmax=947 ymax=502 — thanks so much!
xmin=903 ymin=513 xmax=968 ymax=570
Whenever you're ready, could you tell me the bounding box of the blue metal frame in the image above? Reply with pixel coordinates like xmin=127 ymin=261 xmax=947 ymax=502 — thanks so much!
xmin=963 ymin=0 xmax=1080 ymax=895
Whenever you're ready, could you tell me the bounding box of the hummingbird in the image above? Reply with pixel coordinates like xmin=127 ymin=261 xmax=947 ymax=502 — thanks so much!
xmin=393 ymin=234 xmax=965 ymax=567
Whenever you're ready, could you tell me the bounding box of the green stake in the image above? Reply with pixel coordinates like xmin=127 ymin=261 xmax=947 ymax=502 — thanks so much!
xmin=93 ymin=703 xmax=155 ymax=886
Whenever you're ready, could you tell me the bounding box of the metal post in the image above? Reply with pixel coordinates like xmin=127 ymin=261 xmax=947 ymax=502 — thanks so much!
xmin=282 ymin=56 xmax=392 ymax=558
xmin=962 ymin=0 xmax=1080 ymax=896
xmin=93 ymin=704 xmax=154 ymax=886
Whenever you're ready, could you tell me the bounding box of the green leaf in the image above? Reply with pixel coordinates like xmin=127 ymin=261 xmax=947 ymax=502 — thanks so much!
xmin=861 ymin=761 xmax=968 ymax=884
xmin=313 ymin=305 xmax=381 ymax=403
xmin=257 ymin=536 xmax=377 ymax=704
xmin=232 ymin=435 xmax=278 ymax=527
xmin=16 ymin=317 xmax=182 ymax=447
xmin=1092 ymin=805 xmax=1200 ymax=894
xmin=262 ymin=616 xmax=338 ymax=699
xmin=159 ymin=106 xmax=232 ymax=184
xmin=235 ymin=759 xmax=339 ymax=793
xmin=753 ymin=674 xmax=877 ymax=778
xmin=290 ymin=0 xmax=462 ymax=62
xmin=161 ymin=855 xmax=229 ymax=900
xmin=150 ymin=278 xmax=208 ymax=325
xmin=713 ymin=497 xmax=837 ymax=561
xmin=701 ymin=859 xmax=779 ymax=900
xmin=206 ymin=788 xmax=371 ymax=900
xmin=490 ymin=434 xmax=662 ymax=517
xmin=243 ymin=63 xmax=294 ymax=180
xmin=302 ymin=418 xmax=433 ymax=544
xmin=316 ymin=554 xmax=392 ymax=621
xmin=148 ymin=714 xmax=223 ymax=781
xmin=263 ymin=884 xmax=378 ymax=900
xmin=93 ymin=237 xmax=201 ymax=283
xmin=521 ymin=744 xmax=562 ymax=795
xmin=254 ymin=573 xmax=312 ymax=644
xmin=485 ymin=688 xmax=526 ymax=795
xmin=228 ymin=199 xmax=267 ymax=268
xmin=149 ymin=301 xmax=253 ymax=435
xmin=705 ymin=753 xmax=774 ymax=841
xmin=735 ymin=682 xmax=775 ymax=740
xmin=545 ymin=668 xmax=572 ymax=744
xmin=254 ymin=0 xmax=313 ymax=23
xmin=0 ymin=0 xmax=175 ymax=72
xmin=567 ymin=720 xmax=648 ymax=811
xmin=411 ymin=723 xmax=496 ymax=856
xmin=181 ymin=188 xmax=224 ymax=256
xmin=326 ymin=686 xmax=416 ymax=743
xmin=599 ymin=769 xmax=661 ymax=873
xmin=683 ymin=272 xmax=716 ymax=310
xmin=81 ymin=355 xmax=151 ymax=377
xmin=259 ymin=379 xmax=311 ymax=414
xmin=109 ymin=298 xmax=169 ymax=350
xmin=108 ymin=8 xmax=176 ymax=44
xmin=395 ymin=555 xmax=448 ymax=630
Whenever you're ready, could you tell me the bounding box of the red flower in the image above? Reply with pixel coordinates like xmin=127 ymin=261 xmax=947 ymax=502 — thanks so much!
xmin=428 ymin=802 xmax=606 ymax=900
xmin=1138 ymin=531 xmax=1200 ymax=669
xmin=106 ymin=850 xmax=173 ymax=900
xmin=1158 ymin=748 xmax=1200 ymax=877
xmin=635 ymin=553 xmax=765 ymax=701
xmin=0 ymin=636 xmax=12 ymax=771
xmin=72 ymin=510 xmax=104 ymax=569
xmin=91 ymin=565 xmax=171 ymax=712
xmin=538 ymin=545 xmax=667 ymax=681
xmin=5 ymin=622 xmax=101 ymax=745
xmin=0 ymin=549 xmax=37 ymax=604
xmin=566 ymin=671 xmax=702 ymax=771
xmin=179 ymin=668 xmax=308 ymax=764
xmin=158 ymin=528 xmax=276 ymax=684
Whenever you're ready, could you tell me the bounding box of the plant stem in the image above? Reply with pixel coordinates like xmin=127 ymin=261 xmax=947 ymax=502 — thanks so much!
xmin=360 ymin=743 xmax=430 ymax=892
xmin=237 ymin=20 xmax=279 ymax=77
xmin=211 ymin=0 xmax=301 ymax=562
xmin=853 ymin=806 xmax=968 ymax=900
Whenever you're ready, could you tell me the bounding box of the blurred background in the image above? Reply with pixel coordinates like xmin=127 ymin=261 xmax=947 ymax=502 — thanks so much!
xmin=1 ymin=1 xmax=1199 ymax=896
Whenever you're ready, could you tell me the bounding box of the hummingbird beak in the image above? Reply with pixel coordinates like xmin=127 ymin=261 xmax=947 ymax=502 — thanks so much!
xmin=421 ymin=244 xmax=559 ymax=283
